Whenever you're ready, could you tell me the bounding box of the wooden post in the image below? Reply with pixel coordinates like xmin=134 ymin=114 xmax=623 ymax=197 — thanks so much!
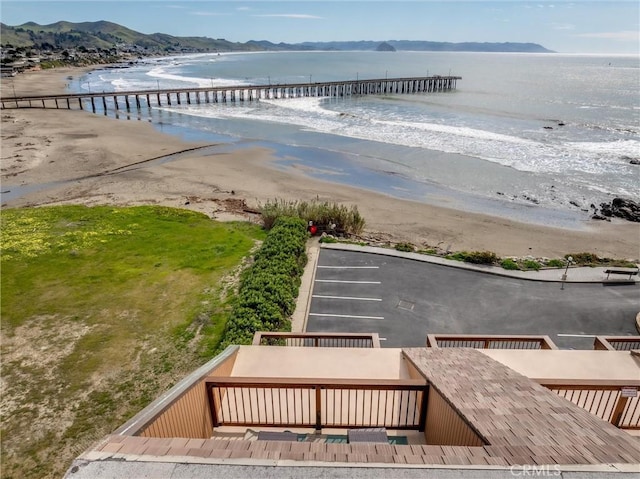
xmin=315 ymin=386 xmax=322 ymax=431
xmin=418 ymin=386 xmax=429 ymax=432
xmin=207 ymin=384 xmax=220 ymax=428
xmin=611 ymin=395 xmax=630 ymax=426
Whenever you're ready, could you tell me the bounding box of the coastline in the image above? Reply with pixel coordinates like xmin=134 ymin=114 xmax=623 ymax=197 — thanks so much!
xmin=1 ymin=67 xmax=638 ymax=259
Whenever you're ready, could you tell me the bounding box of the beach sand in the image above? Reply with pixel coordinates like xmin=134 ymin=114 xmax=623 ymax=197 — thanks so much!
xmin=1 ymin=67 xmax=638 ymax=259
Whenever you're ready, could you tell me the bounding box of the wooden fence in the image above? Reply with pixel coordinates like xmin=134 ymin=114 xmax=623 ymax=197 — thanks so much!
xmin=540 ymin=380 xmax=640 ymax=429
xmin=252 ymin=332 xmax=381 ymax=348
xmin=426 ymin=334 xmax=558 ymax=350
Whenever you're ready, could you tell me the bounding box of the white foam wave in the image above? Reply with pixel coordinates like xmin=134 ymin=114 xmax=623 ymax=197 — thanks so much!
xmin=160 ymin=99 xmax=639 ymax=177
xmin=566 ymin=139 xmax=640 ymax=157
xmin=260 ymin=97 xmax=341 ymax=117
xmin=144 ymin=65 xmax=248 ymax=89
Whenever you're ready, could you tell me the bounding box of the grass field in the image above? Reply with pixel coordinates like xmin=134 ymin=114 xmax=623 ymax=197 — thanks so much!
xmin=0 ymin=205 xmax=266 ymax=479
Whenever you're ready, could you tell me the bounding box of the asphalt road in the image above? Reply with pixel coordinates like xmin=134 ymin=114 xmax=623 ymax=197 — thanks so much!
xmin=306 ymin=249 xmax=640 ymax=349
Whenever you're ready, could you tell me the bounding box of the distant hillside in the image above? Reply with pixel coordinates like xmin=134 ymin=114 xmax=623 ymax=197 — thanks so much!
xmin=0 ymin=21 xmax=262 ymax=53
xmin=0 ymin=20 xmax=554 ymax=55
xmin=296 ymin=40 xmax=553 ymax=53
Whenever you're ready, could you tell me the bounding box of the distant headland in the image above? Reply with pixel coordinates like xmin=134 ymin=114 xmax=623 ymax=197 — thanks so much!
xmin=0 ymin=20 xmax=554 ymax=68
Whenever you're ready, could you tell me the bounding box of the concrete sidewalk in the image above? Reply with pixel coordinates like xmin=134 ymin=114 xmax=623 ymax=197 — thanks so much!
xmin=291 ymin=239 xmax=320 ymax=333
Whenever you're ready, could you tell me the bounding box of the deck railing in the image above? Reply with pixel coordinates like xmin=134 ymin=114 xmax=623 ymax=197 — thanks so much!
xmin=593 ymin=336 xmax=640 ymax=351
xmin=540 ymin=379 xmax=640 ymax=429
xmin=206 ymin=377 xmax=427 ymax=431
xmin=252 ymin=332 xmax=381 ymax=348
xmin=426 ymin=334 xmax=558 ymax=350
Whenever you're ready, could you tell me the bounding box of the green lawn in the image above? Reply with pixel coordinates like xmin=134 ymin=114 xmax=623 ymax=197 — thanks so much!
xmin=1 ymin=205 xmax=265 ymax=479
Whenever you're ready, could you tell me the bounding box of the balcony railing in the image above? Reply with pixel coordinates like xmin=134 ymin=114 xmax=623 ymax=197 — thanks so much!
xmin=540 ymin=379 xmax=640 ymax=429
xmin=206 ymin=377 xmax=427 ymax=431
xmin=252 ymin=332 xmax=381 ymax=348
xmin=426 ymin=334 xmax=558 ymax=350
xmin=593 ymin=336 xmax=640 ymax=351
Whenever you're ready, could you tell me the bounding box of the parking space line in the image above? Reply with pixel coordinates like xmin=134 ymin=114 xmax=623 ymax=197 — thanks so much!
xmin=312 ymin=295 xmax=382 ymax=301
xmin=308 ymin=313 xmax=384 ymax=320
xmin=317 ymin=266 xmax=379 ymax=269
xmin=315 ymin=280 xmax=381 ymax=284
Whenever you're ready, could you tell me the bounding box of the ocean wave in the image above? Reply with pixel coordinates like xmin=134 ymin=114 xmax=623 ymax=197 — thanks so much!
xmin=163 ymin=101 xmax=638 ymax=178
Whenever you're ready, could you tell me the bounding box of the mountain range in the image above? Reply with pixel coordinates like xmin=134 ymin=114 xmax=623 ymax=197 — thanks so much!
xmin=0 ymin=20 xmax=554 ymax=54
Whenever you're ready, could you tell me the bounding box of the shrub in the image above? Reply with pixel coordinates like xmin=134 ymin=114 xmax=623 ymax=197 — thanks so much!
xmin=566 ymin=252 xmax=599 ymax=265
xmin=522 ymin=259 xmax=541 ymax=271
xmin=395 ymin=242 xmax=414 ymax=252
xmin=546 ymin=259 xmax=564 ymax=268
xmin=463 ymin=251 xmax=498 ymax=265
xmin=500 ymin=258 xmax=519 ymax=270
xmin=446 ymin=252 xmax=468 ymax=262
xmin=259 ymin=198 xmax=365 ymax=235
xmin=319 ymin=236 xmax=338 ymax=244
xmin=218 ymin=216 xmax=308 ymax=350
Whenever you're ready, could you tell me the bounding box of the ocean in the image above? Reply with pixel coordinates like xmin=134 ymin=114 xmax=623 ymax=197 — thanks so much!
xmin=77 ymin=51 xmax=639 ymax=228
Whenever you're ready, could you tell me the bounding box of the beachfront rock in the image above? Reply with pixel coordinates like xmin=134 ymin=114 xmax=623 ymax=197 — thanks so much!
xmin=598 ymin=198 xmax=640 ymax=222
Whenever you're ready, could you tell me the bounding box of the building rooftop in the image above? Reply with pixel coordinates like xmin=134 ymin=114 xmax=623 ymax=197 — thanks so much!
xmin=66 ymin=337 xmax=640 ymax=478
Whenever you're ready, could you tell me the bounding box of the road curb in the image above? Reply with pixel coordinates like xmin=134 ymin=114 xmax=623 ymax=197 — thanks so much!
xmin=291 ymin=239 xmax=320 ymax=333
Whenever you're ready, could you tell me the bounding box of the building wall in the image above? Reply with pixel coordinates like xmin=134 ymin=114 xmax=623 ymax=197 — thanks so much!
xmin=134 ymin=348 xmax=239 ymax=439
xmin=425 ymin=387 xmax=484 ymax=446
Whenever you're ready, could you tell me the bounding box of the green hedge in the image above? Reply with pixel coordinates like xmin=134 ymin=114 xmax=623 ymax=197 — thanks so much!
xmin=218 ymin=217 xmax=308 ymax=349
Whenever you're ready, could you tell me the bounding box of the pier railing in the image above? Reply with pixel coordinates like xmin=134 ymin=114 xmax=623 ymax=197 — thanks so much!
xmin=0 ymin=75 xmax=461 ymax=112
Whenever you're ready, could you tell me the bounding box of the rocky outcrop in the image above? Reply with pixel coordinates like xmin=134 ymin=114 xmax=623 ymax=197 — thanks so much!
xmin=594 ymin=198 xmax=640 ymax=222
xmin=376 ymin=42 xmax=396 ymax=52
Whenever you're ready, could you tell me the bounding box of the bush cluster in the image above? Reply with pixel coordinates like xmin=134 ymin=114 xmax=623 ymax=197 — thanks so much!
xmin=395 ymin=242 xmax=415 ymax=252
xmin=260 ymin=198 xmax=365 ymax=235
xmin=218 ymin=217 xmax=308 ymax=349
xmin=448 ymin=250 xmax=498 ymax=264
xmin=500 ymin=258 xmax=519 ymax=270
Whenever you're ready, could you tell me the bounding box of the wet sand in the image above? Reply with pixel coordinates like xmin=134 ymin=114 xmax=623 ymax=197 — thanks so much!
xmin=1 ymin=67 xmax=638 ymax=259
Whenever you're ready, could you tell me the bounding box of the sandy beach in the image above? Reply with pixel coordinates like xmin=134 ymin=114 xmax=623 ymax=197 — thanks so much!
xmin=1 ymin=67 xmax=638 ymax=259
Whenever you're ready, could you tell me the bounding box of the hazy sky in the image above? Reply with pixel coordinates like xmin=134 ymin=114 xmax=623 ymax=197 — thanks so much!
xmin=1 ymin=1 xmax=638 ymax=54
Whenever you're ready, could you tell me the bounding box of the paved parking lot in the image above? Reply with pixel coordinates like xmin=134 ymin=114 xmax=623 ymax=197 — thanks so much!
xmin=306 ymin=249 xmax=640 ymax=349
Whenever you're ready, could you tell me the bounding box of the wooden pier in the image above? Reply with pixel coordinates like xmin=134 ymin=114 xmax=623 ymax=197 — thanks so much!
xmin=0 ymin=76 xmax=460 ymax=113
